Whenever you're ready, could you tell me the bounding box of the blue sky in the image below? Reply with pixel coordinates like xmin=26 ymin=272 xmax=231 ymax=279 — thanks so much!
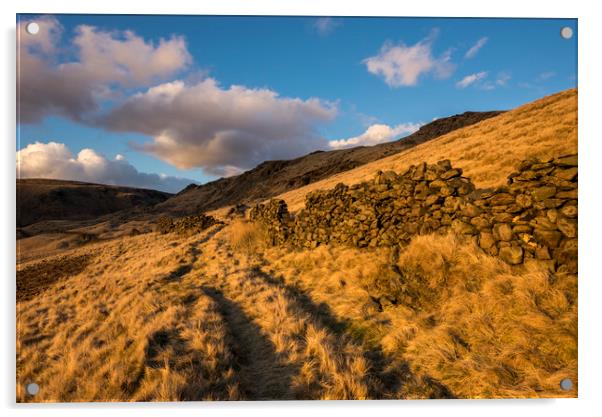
xmin=17 ymin=14 xmax=577 ymax=192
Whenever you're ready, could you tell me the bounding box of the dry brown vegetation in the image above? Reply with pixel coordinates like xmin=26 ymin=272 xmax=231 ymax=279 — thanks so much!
xmin=16 ymin=222 xmax=577 ymax=401
xmin=263 ymin=234 xmax=577 ymax=398
xmin=227 ymin=220 xmax=269 ymax=256
xmin=16 ymin=89 xmax=577 ymax=401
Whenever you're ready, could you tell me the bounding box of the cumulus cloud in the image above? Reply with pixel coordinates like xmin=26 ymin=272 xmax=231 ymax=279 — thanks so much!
xmin=97 ymin=78 xmax=337 ymax=176
xmin=18 ymin=16 xmax=191 ymax=123
xmin=312 ymin=17 xmax=342 ymax=36
xmin=465 ymin=37 xmax=488 ymax=59
xmin=363 ymin=31 xmax=455 ymax=87
xmin=456 ymin=71 xmax=488 ymax=88
xmin=16 ymin=141 xmax=196 ymax=193
xmin=328 ymin=123 xmax=421 ymax=149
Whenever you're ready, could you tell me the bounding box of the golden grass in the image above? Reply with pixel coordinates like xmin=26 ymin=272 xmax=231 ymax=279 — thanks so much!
xmin=277 ymin=88 xmax=577 ymax=211
xmin=16 ymin=89 xmax=578 ymax=401
xmin=226 ymin=219 xmax=268 ymax=256
xmin=16 ymin=222 xmax=577 ymax=400
xmin=263 ymin=233 xmax=577 ymax=398
xmin=17 ymin=227 xmax=241 ymax=402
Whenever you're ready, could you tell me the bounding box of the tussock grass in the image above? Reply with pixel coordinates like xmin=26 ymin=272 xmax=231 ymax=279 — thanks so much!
xmin=265 ymin=233 xmax=577 ymax=398
xmin=226 ymin=220 xmax=268 ymax=255
xmin=16 ymin=220 xmax=577 ymax=400
xmin=17 ymin=227 xmax=242 ymax=402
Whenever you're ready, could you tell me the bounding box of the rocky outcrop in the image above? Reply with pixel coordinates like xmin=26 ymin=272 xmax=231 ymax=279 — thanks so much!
xmin=249 ymin=154 xmax=578 ymax=273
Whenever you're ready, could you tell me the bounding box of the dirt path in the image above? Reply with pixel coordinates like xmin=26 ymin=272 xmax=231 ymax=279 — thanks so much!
xmin=17 ymin=224 xmax=454 ymax=401
xmin=181 ymin=227 xmax=443 ymax=400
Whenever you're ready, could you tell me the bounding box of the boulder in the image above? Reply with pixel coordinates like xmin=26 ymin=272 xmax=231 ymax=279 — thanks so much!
xmin=531 ymin=186 xmax=557 ymax=201
xmin=555 ymin=238 xmax=578 ymax=273
xmin=425 ymin=194 xmax=443 ymax=206
xmin=412 ymin=163 xmax=427 ymax=181
xmin=535 ymin=246 xmax=551 ymax=260
xmin=553 ymin=167 xmax=578 ymax=181
xmin=546 ymin=209 xmax=558 ymax=224
xmin=560 ymin=204 xmax=578 ymax=219
xmin=492 ymin=213 xmax=513 ymax=223
xmin=451 ymin=219 xmax=477 ymax=235
xmin=499 ymin=246 xmax=524 ymax=265
xmin=462 ymin=203 xmax=482 ymax=217
xmin=556 ymin=217 xmax=577 ymax=238
xmin=478 ymin=232 xmax=496 ymax=249
xmin=493 ymin=223 xmax=513 ymax=242
xmin=534 ymin=228 xmax=563 ymax=248
xmin=436 ymin=159 xmax=452 ymax=171
xmin=440 ymin=168 xmax=463 ymax=180
xmin=516 ymin=194 xmax=533 ymax=208
xmin=471 ymin=216 xmax=491 ymax=229
xmin=488 ymin=193 xmax=515 ymax=206
xmin=556 ymin=189 xmax=578 ymax=199
xmin=556 ymin=154 xmax=578 ymax=167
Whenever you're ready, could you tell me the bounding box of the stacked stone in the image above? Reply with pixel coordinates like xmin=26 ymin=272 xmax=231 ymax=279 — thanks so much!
xmin=249 ymin=199 xmax=291 ymax=245
xmin=474 ymin=154 xmax=577 ymax=272
xmin=226 ymin=203 xmax=249 ymax=218
xmin=156 ymin=213 xmax=222 ymax=235
xmin=254 ymin=159 xmax=476 ymax=249
xmin=156 ymin=216 xmax=175 ymax=234
xmin=304 ymin=160 xmax=474 ymax=249
xmin=249 ymin=154 xmax=577 ymax=273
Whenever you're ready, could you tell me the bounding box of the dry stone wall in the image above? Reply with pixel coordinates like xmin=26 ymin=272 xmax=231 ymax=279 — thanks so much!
xmin=249 ymin=154 xmax=578 ymax=274
xmin=156 ymin=213 xmax=222 ymax=235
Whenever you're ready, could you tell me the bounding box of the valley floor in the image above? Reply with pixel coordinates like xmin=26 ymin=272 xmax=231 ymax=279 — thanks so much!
xmin=16 ymin=220 xmax=577 ymax=402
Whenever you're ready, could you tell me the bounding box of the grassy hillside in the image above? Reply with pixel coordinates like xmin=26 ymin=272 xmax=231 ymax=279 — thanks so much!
xmin=17 ymin=178 xmax=171 ymax=228
xmin=16 ymin=89 xmax=578 ymax=401
xmin=16 ymin=221 xmax=577 ymax=400
xmin=276 ymin=89 xmax=577 ymax=212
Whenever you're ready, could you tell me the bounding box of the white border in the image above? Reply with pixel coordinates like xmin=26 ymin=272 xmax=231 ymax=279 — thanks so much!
xmin=2 ymin=1 xmax=601 ymax=416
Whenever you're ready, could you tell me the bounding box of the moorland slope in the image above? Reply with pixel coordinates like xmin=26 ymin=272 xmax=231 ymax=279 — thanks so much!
xmin=156 ymin=111 xmax=503 ymax=215
xmin=16 ymin=89 xmax=577 ymax=401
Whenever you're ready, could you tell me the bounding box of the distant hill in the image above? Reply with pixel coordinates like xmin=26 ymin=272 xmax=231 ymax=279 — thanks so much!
xmin=156 ymin=110 xmax=503 ymax=215
xmin=17 ymin=179 xmax=171 ymax=227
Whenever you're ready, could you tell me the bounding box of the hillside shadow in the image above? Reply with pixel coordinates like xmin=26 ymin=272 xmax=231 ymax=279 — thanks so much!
xmin=191 ymin=223 xmax=226 ymax=248
xmin=249 ymin=266 xmax=455 ymax=399
xmin=163 ymin=264 xmax=193 ymax=282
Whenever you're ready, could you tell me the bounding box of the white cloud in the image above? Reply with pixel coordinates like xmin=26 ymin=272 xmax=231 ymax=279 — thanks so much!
xmin=456 ymin=71 xmax=488 ymax=88
xmin=97 ymin=78 xmax=338 ymax=176
xmin=328 ymin=123 xmax=421 ymax=149
xmin=465 ymin=37 xmax=488 ymax=59
xmin=496 ymin=71 xmax=511 ymax=86
xmin=16 ymin=142 xmax=195 ymax=193
xmin=537 ymin=71 xmax=556 ymax=81
xmin=363 ymin=31 xmax=455 ymax=87
xmin=18 ymin=16 xmax=191 ymax=123
xmin=312 ymin=17 xmax=342 ymax=36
